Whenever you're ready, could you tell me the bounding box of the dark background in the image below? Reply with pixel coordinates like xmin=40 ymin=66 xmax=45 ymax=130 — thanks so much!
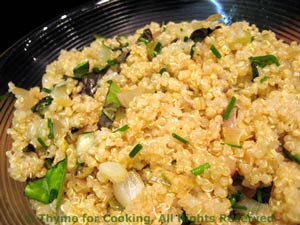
xmin=0 ymin=0 xmax=90 ymax=53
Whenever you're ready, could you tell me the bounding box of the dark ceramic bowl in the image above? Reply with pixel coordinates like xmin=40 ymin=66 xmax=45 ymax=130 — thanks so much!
xmin=0 ymin=0 xmax=300 ymax=224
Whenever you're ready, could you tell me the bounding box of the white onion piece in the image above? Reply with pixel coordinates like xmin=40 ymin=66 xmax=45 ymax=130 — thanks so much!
xmin=223 ymin=107 xmax=237 ymax=128
xmin=99 ymin=45 xmax=113 ymax=67
xmin=117 ymin=86 xmax=146 ymax=108
xmin=76 ymin=132 xmax=95 ymax=154
xmin=98 ymin=162 xmax=128 ymax=184
xmin=113 ymin=171 xmax=145 ymax=207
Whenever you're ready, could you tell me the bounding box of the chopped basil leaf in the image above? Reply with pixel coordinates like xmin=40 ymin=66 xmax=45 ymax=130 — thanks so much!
xmin=191 ymin=163 xmax=210 ymax=176
xmin=162 ymin=26 xmax=166 ymax=32
xmin=210 ymin=45 xmax=222 ymax=59
xmin=112 ymin=124 xmax=129 ymax=133
xmin=47 ymin=118 xmax=54 ymax=139
xmin=25 ymin=158 xmax=67 ymax=209
xmin=251 ymin=36 xmax=255 ymax=42
xmin=31 ymin=96 xmax=53 ymax=117
xmin=98 ymin=80 xmax=121 ymax=129
xmin=92 ymin=67 xmax=101 ymax=74
xmin=250 ymin=55 xmax=280 ymax=68
xmin=37 ymin=137 xmax=48 ymax=150
xmin=224 ymin=96 xmax=236 ymax=120
xmin=129 ymin=144 xmax=143 ymax=158
xmin=260 ymin=76 xmax=268 ymax=83
xmin=172 ymin=133 xmax=189 ymax=144
xmin=183 ymin=36 xmax=189 ymax=42
xmin=42 ymin=88 xmax=52 ymax=93
xmin=249 ymin=55 xmax=280 ymax=81
xmin=190 ymin=44 xmax=196 ymax=58
xmin=159 ymin=68 xmax=167 ymax=75
xmin=190 ymin=26 xmax=221 ymax=43
xmin=73 ymin=61 xmax=89 ymax=78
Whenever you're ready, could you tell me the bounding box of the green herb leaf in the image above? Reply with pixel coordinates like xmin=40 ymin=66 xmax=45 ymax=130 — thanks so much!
xmin=138 ymin=37 xmax=150 ymax=44
xmin=112 ymin=124 xmax=130 ymax=133
xmin=159 ymin=68 xmax=167 ymax=75
xmin=210 ymin=45 xmax=222 ymax=59
xmin=162 ymin=26 xmax=166 ymax=32
xmin=190 ymin=44 xmax=196 ymax=58
xmin=98 ymin=81 xmax=121 ymax=129
xmin=154 ymin=42 xmax=162 ymax=57
xmin=106 ymin=80 xmax=121 ymax=107
xmin=221 ymin=142 xmax=242 ymax=149
xmin=249 ymin=55 xmax=280 ymax=81
xmin=231 ymin=205 xmax=247 ymax=211
xmin=172 ymin=133 xmax=189 ymax=144
xmin=250 ymin=55 xmax=280 ymax=68
xmin=31 ymin=96 xmax=53 ymax=117
xmin=25 ymin=158 xmax=67 ymax=208
xmin=191 ymin=163 xmax=210 ymax=176
xmin=183 ymin=36 xmax=189 ymax=42
xmin=47 ymin=118 xmax=54 ymax=139
xmin=73 ymin=61 xmax=89 ymax=78
xmin=107 ymin=59 xmax=116 ymax=66
xmin=37 ymin=137 xmax=48 ymax=150
xmin=129 ymin=144 xmax=143 ymax=158
xmin=229 ymin=190 xmax=243 ymax=206
xmin=161 ymin=173 xmax=172 ymax=187
xmin=42 ymin=88 xmax=52 ymax=93
xmin=224 ymin=96 xmax=236 ymax=120
xmin=282 ymin=148 xmax=300 ymax=164
xmin=260 ymin=76 xmax=268 ymax=83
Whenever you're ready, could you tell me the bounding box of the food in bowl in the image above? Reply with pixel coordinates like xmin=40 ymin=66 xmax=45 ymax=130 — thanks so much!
xmin=6 ymin=14 xmax=300 ymax=225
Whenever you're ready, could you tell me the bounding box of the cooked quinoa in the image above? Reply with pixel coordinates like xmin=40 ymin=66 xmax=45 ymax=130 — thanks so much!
xmin=6 ymin=15 xmax=300 ymax=225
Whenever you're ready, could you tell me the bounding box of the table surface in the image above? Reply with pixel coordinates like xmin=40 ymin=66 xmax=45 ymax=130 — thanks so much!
xmin=1 ymin=0 xmax=89 ymax=53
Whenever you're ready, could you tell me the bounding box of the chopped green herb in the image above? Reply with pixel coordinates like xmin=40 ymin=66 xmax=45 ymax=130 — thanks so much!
xmin=42 ymin=88 xmax=52 ymax=93
xmin=25 ymin=158 xmax=67 ymax=209
xmin=129 ymin=144 xmax=143 ymax=158
xmin=106 ymin=80 xmax=121 ymax=107
xmin=159 ymin=68 xmax=167 ymax=75
xmin=162 ymin=26 xmax=166 ymax=32
xmin=249 ymin=55 xmax=280 ymax=81
xmin=210 ymin=45 xmax=222 ymax=59
xmin=251 ymin=36 xmax=255 ymax=42
xmin=183 ymin=36 xmax=189 ymax=42
xmin=256 ymin=190 xmax=262 ymax=203
xmin=161 ymin=173 xmax=172 ymax=187
xmin=31 ymin=96 xmax=53 ymax=117
xmin=92 ymin=67 xmax=101 ymax=74
xmin=260 ymin=76 xmax=268 ymax=83
xmin=190 ymin=44 xmax=196 ymax=58
xmin=231 ymin=205 xmax=247 ymax=211
xmin=73 ymin=61 xmax=89 ymax=78
xmin=37 ymin=137 xmax=48 ymax=150
xmin=224 ymin=96 xmax=236 ymax=120
xmin=191 ymin=163 xmax=211 ymax=176
xmin=250 ymin=55 xmax=280 ymax=68
xmin=138 ymin=37 xmax=150 ymax=44
xmin=107 ymin=59 xmax=116 ymax=66
xmin=172 ymin=133 xmax=189 ymax=144
xmin=82 ymin=131 xmax=94 ymax=135
xmin=47 ymin=118 xmax=54 ymax=139
xmin=282 ymin=148 xmax=300 ymax=164
xmin=221 ymin=142 xmax=242 ymax=149
xmin=154 ymin=42 xmax=162 ymax=57
xmin=229 ymin=190 xmax=243 ymax=206
xmin=112 ymin=124 xmax=130 ymax=133
xmin=180 ymin=28 xmax=184 ymax=32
